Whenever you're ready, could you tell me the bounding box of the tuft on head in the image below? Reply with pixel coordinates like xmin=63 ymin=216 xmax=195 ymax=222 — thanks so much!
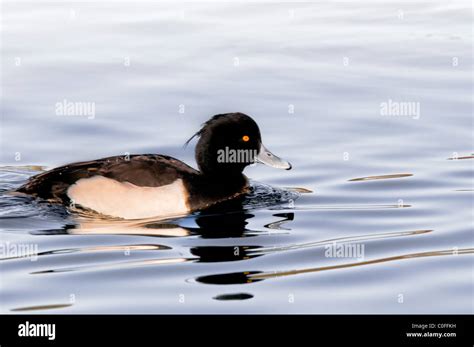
xmin=184 ymin=113 xmax=255 ymax=147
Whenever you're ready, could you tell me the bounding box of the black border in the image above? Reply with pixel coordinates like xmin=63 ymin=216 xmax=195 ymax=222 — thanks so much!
xmin=1 ymin=314 xmax=472 ymax=345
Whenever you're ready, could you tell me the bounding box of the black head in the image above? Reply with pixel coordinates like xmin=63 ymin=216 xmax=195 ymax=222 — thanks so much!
xmin=186 ymin=113 xmax=291 ymax=176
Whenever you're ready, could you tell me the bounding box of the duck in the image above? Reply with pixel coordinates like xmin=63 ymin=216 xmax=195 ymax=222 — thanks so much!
xmin=16 ymin=113 xmax=292 ymax=219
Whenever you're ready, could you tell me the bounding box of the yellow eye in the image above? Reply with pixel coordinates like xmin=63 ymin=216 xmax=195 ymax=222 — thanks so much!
xmin=242 ymin=135 xmax=250 ymax=142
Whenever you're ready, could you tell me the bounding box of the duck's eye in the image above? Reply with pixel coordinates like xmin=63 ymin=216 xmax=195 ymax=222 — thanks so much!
xmin=242 ymin=135 xmax=250 ymax=142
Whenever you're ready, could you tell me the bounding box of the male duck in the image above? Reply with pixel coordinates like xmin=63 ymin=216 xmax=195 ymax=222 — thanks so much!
xmin=17 ymin=112 xmax=291 ymax=219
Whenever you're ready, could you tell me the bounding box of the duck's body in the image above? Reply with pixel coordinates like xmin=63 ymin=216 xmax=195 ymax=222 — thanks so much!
xmin=17 ymin=113 xmax=291 ymax=219
xmin=18 ymin=154 xmax=248 ymax=219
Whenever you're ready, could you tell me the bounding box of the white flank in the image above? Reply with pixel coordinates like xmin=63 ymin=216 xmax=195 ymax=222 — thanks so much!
xmin=67 ymin=176 xmax=189 ymax=219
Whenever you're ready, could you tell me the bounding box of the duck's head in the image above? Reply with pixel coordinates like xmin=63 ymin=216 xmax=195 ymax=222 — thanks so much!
xmin=186 ymin=112 xmax=291 ymax=176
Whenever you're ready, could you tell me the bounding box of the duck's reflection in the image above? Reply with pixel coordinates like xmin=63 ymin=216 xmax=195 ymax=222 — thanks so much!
xmin=51 ymin=210 xmax=293 ymax=265
xmin=190 ymin=245 xmax=261 ymax=262
xmin=68 ymin=219 xmax=191 ymax=237
xmin=197 ymin=271 xmax=264 ymax=285
xmin=191 ymin=212 xmax=256 ymax=239
xmin=17 ymin=207 xmax=294 ymax=276
xmin=66 ymin=209 xmax=294 ymax=240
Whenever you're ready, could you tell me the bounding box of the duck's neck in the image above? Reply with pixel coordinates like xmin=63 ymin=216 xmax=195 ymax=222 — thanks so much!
xmin=186 ymin=171 xmax=249 ymax=211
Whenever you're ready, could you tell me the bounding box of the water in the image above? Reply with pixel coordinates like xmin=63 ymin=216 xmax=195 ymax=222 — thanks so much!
xmin=1 ymin=1 xmax=472 ymax=313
